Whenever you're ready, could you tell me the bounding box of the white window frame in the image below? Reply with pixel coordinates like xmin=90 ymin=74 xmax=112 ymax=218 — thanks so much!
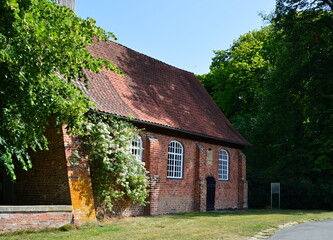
xmin=167 ymin=140 xmax=183 ymax=179
xmin=129 ymin=135 xmax=143 ymax=161
xmin=218 ymin=149 xmax=229 ymax=180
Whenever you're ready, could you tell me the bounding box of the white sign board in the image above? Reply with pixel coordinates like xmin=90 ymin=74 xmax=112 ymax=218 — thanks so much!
xmin=271 ymin=183 xmax=280 ymax=209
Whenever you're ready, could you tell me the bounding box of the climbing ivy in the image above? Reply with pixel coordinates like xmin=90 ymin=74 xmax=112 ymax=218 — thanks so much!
xmin=83 ymin=111 xmax=149 ymax=213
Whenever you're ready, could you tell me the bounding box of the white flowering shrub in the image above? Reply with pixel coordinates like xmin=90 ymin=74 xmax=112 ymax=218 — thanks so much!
xmin=83 ymin=111 xmax=149 ymax=213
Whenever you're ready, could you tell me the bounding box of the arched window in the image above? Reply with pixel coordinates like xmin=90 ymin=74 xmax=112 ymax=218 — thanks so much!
xmin=129 ymin=135 xmax=143 ymax=161
xmin=167 ymin=141 xmax=183 ymax=178
xmin=218 ymin=149 xmax=229 ymax=180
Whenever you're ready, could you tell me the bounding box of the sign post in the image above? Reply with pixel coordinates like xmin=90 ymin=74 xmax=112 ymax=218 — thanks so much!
xmin=271 ymin=183 xmax=280 ymax=209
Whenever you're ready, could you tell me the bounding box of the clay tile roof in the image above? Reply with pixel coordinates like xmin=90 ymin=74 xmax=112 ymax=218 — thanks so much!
xmin=78 ymin=40 xmax=250 ymax=147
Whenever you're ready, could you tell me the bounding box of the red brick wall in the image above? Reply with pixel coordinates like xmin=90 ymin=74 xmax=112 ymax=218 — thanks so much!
xmin=143 ymin=132 xmax=196 ymax=214
xmin=14 ymin=122 xmax=71 ymax=205
xmin=140 ymin=131 xmax=248 ymax=215
xmin=0 ymin=211 xmax=72 ymax=233
xmin=109 ymin=201 xmax=145 ymax=217
xmin=18 ymin=124 xmax=246 ymax=219
xmin=14 ymin=124 xmax=246 ymax=217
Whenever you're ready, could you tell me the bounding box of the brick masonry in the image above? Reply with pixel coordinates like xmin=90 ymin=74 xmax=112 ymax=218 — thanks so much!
xmin=0 ymin=211 xmax=72 ymax=233
xmin=79 ymin=129 xmax=248 ymax=217
xmin=139 ymin=130 xmax=248 ymax=215
xmin=13 ymin=122 xmax=71 ymax=205
xmin=0 ymin=123 xmax=247 ymax=232
xmin=0 ymin=122 xmax=96 ymax=233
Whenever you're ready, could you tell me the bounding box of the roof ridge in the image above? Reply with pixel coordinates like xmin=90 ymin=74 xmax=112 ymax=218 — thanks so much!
xmin=108 ymin=40 xmax=196 ymax=75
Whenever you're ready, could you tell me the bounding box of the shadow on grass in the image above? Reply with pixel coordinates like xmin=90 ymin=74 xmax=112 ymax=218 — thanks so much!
xmin=165 ymin=209 xmax=330 ymax=219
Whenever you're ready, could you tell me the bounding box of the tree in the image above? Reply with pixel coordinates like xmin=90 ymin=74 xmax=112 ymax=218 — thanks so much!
xmin=0 ymin=0 xmax=119 ymax=179
xmin=200 ymin=0 xmax=333 ymax=209
xmin=275 ymin=0 xmax=333 ymax=14
xmin=267 ymin=0 xmax=333 ymax=209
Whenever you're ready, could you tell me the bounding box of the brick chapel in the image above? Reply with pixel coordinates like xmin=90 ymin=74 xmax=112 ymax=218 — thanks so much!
xmin=0 ymin=0 xmax=249 ymax=232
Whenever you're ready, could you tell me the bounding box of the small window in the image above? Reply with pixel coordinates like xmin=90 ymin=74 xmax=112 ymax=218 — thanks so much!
xmin=218 ymin=149 xmax=229 ymax=180
xmin=130 ymin=135 xmax=143 ymax=161
xmin=167 ymin=141 xmax=183 ymax=179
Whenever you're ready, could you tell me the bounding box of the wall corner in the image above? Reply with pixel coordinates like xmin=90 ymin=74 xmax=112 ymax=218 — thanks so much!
xmin=62 ymin=126 xmax=97 ymax=224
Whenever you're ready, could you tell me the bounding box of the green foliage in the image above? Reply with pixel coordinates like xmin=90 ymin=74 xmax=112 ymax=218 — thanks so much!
xmin=275 ymin=0 xmax=333 ymax=15
xmin=198 ymin=27 xmax=274 ymax=122
xmin=83 ymin=111 xmax=149 ymax=214
xmin=267 ymin=0 xmax=333 ymax=209
xmin=200 ymin=0 xmax=333 ymax=209
xmin=0 ymin=0 xmax=119 ymax=179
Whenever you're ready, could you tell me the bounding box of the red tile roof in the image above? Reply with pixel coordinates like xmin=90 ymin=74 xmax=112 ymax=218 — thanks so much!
xmin=78 ymin=41 xmax=250 ymax=147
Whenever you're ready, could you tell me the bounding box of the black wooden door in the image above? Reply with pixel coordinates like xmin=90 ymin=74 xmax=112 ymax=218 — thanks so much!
xmin=206 ymin=176 xmax=216 ymax=211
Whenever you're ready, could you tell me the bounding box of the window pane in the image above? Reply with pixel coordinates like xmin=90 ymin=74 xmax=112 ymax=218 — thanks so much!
xmin=167 ymin=141 xmax=183 ymax=178
xmin=218 ymin=149 xmax=229 ymax=180
xmin=130 ymin=135 xmax=143 ymax=162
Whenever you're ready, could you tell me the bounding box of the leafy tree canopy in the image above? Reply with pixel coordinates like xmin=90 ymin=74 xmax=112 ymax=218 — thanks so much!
xmin=0 ymin=0 xmax=119 ymax=179
xmin=198 ymin=26 xmax=275 ymax=132
xmin=199 ymin=0 xmax=333 ymax=209
xmin=266 ymin=0 xmax=333 ymax=209
xmin=275 ymin=0 xmax=333 ymax=15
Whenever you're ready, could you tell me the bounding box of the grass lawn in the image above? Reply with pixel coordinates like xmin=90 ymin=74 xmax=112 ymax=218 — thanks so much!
xmin=1 ymin=209 xmax=332 ymax=240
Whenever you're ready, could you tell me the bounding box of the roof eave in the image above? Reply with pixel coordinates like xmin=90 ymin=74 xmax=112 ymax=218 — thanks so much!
xmin=94 ymin=111 xmax=252 ymax=148
xmin=131 ymin=118 xmax=252 ymax=148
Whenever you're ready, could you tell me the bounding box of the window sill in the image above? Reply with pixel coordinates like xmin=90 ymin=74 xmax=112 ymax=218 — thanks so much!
xmin=167 ymin=177 xmax=183 ymax=180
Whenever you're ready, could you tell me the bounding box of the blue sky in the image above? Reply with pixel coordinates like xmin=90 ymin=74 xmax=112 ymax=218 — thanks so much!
xmin=76 ymin=0 xmax=276 ymax=75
